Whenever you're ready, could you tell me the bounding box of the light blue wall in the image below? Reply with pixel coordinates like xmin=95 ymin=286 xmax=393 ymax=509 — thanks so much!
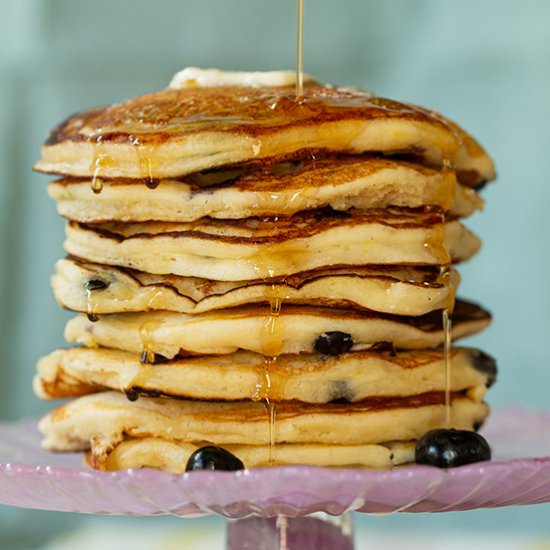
xmin=0 ymin=0 xmax=549 ymax=547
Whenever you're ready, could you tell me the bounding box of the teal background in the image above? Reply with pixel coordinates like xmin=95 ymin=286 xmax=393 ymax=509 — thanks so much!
xmin=0 ymin=0 xmax=549 ymax=547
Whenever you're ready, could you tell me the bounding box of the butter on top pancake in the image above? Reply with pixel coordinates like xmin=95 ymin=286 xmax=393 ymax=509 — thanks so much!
xmin=39 ymin=390 xmax=489 ymax=452
xmin=48 ymin=157 xmax=483 ymax=223
xmin=54 ymin=258 xmax=460 ymax=316
xmin=35 ymin=346 xmax=496 ymax=403
xmin=64 ymin=299 xmax=491 ymax=357
xmin=64 ymin=209 xmax=480 ymax=281
xmin=35 ymin=69 xmax=495 ymax=186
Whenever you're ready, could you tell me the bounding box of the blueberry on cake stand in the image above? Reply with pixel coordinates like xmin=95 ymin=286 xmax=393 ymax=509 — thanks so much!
xmin=1 ymin=409 xmax=549 ymax=550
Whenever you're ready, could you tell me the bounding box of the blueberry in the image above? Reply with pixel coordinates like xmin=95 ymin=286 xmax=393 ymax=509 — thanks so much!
xmin=125 ymin=388 xmax=139 ymax=402
xmin=185 ymin=446 xmax=244 ymax=472
xmin=84 ymin=279 xmax=109 ymax=291
xmin=315 ymin=331 xmax=353 ymax=356
xmin=470 ymin=349 xmax=498 ymax=388
xmin=415 ymin=429 xmax=491 ymax=468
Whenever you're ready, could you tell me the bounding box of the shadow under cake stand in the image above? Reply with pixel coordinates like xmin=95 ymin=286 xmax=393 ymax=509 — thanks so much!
xmin=1 ymin=408 xmax=550 ymax=549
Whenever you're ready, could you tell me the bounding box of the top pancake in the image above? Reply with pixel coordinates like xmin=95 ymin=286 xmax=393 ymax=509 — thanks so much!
xmin=35 ymin=78 xmax=495 ymax=185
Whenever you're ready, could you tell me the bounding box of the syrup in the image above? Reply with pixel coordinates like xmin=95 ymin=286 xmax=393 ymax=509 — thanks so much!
xmin=263 ymin=283 xmax=284 ymax=355
xmin=85 ymin=288 xmax=99 ymax=322
xmin=90 ymin=144 xmax=105 ymax=195
xmin=126 ymin=295 xmax=166 ymax=392
xmin=277 ymin=515 xmax=289 ymax=550
xmin=89 ymin=135 xmax=115 ymax=194
xmin=296 ymin=0 xmax=305 ymax=97
xmin=131 ymin=135 xmax=160 ymax=188
xmin=253 ymin=282 xmax=285 ymax=465
xmin=251 ymin=0 xmax=306 ymax=463
xmin=422 ymin=221 xmax=449 ymax=265
xmin=437 ymin=226 xmax=454 ymax=429
xmin=139 ymin=320 xmax=157 ymax=364
xmin=442 ymin=307 xmax=452 ymax=428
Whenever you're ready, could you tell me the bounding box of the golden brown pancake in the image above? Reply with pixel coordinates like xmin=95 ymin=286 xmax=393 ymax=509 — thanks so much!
xmin=91 ymin=437 xmax=417 ymax=470
xmin=34 ymin=81 xmax=495 ymax=185
xmin=34 ymin=69 xmax=497 ymax=472
xmin=53 ymin=258 xmax=460 ymax=317
xmin=39 ymin=390 xmax=489 ymax=451
xmin=63 ymin=209 xmax=481 ymax=281
xmin=35 ymin=346 xmax=496 ymax=403
xmin=64 ymin=299 xmax=491 ymax=358
xmin=48 ymin=157 xmax=483 ymax=222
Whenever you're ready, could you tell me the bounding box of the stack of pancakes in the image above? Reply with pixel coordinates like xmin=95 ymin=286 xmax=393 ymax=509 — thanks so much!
xmin=34 ymin=69 xmax=497 ymax=471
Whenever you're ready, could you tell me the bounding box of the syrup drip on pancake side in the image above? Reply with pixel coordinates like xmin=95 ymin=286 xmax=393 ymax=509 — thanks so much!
xmin=130 ymin=135 xmax=160 ymax=188
xmin=125 ymin=297 xmax=166 ymax=399
xmin=255 ymin=281 xmax=285 ymax=465
xmin=137 ymin=292 xmax=166 ymax=366
xmin=84 ymin=279 xmax=108 ymax=322
xmin=139 ymin=320 xmax=157 ymax=365
xmin=90 ymin=135 xmax=107 ymax=194
xmin=422 ymin=220 xmax=448 ymax=265
xmin=248 ymin=244 xmax=288 ymax=465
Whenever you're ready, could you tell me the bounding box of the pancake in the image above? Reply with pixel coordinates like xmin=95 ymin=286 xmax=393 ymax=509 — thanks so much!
xmin=63 ymin=210 xmax=481 ymax=281
xmin=64 ymin=299 xmax=491 ymax=357
xmin=35 ymin=346 xmax=496 ymax=402
xmin=34 ymin=74 xmax=495 ymax=186
xmin=48 ymin=157 xmax=483 ymax=223
xmin=34 ymin=68 xmax=497 ymax=473
xmin=39 ymin=390 xmax=489 ymax=451
xmin=90 ymin=438 xmax=416 ymax=470
xmin=54 ymin=258 xmax=460 ymax=316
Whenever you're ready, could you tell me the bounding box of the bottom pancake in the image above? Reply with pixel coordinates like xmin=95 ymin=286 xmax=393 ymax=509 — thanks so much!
xmin=39 ymin=391 xmax=488 ymax=454
xmin=89 ymin=437 xmax=416 ymax=471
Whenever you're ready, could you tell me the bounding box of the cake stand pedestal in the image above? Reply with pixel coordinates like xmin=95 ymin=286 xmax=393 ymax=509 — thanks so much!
xmin=227 ymin=514 xmax=353 ymax=549
xmin=1 ymin=408 xmax=550 ymax=549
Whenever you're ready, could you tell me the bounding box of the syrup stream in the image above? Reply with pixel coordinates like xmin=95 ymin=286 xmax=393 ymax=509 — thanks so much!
xmin=438 ymin=259 xmax=453 ymax=429
xmin=263 ymin=282 xmax=283 ymax=465
xmin=443 ymin=308 xmax=452 ymax=428
xmin=295 ymin=0 xmax=304 ymax=96
xmin=277 ymin=515 xmax=289 ymax=550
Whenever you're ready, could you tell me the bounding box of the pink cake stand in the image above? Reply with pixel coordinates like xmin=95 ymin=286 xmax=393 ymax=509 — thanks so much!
xmin=1 ymin=408 xmax=550 ymax=549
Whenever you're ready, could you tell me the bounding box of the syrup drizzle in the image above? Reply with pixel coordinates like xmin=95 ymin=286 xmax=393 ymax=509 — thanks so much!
xmin=252 ymin=0 xmax=307 ymax=461
xmin=277 ymin=515 xmax=289 ymax=550
xmin=438 ymin=261 xmax=453 ymax=429
xmin=90 ymin=136 xmax=105 ymax=194
xmin=130 ymin=135 xmax=160 ymax=188
xmin=139 ymin=321 xmax=157 ymax=364
xmin=85 ymin=288 xmax=99 ymax=322
xmin=442 ymin=307 xmax=452 ymax=428
xmin=295 ymin=0 xmax=305 ymax=97
xmin=254 ymin=282 xmax=285 ymax=465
